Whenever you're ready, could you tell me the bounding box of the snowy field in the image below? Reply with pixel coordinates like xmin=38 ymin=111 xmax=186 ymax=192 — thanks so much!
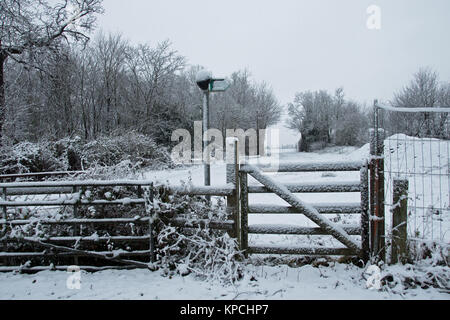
xmin=1 ymin=141 xmax=449 ymax=300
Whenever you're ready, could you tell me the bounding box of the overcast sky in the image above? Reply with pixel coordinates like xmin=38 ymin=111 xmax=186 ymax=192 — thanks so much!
xmin=97 ymin=0 xmax=450 ymax=144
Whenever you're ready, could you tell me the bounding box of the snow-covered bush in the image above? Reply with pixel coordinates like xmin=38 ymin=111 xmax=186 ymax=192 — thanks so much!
xmin=80 ymin=131 xmax=173 ymax=170
xmin=371 ymin=263 xmax=450 ymax=293
xmin=146 ymin=183 xmax=244 ymax=285
xmin=408 ymin=240 xmax=449 ymax=266
xmin=0 ymin=132 xmax=174 ymax=175
xmin=0 ymin=141 xmax=67 ymax=174
xmin=75 ymin=160 xmax=143 ymax=181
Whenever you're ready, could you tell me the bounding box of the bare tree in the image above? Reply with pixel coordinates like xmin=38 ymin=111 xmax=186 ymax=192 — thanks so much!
xmin=0 ymin=0 xmax=103 ymax=143
xmin=335 ymin=101 xmax=368 ymax=146
xmin=287 ymin=88 xmax=368 ymax=151
xmin=391 ymin=67 xmax=449 ymax=137
xmin=210 ymin=70 xmax=281 ymax=155
xmin=331 ymin=87 xmax=345 ymax=144
xmin=93 ymin=32 xmax=129 ymax=133
xmin=251 ymin=82 xmax=282 ymax=154
xmin=287 ymin=90 xmax=333 ymax=151
xmin=126 ymin=40 xmax=185 ymax=136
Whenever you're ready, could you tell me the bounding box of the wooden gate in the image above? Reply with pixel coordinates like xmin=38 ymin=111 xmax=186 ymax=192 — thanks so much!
xmin=229 ymin=155 xmax=370 ymax=261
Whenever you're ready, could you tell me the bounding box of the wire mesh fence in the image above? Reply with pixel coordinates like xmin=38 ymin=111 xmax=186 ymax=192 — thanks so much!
xmin=376 ymin=105 xmax=450 ymax=259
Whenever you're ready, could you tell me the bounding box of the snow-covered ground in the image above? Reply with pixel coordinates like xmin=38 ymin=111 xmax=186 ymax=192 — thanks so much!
xmin=0 ymin=262 xmax=448 ymax=300
xmin=1 ymin=141 xmax=448 ymax=300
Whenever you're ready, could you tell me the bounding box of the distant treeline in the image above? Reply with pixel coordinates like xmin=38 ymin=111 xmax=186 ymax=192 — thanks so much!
xmin=286 ymin=68 xmax=450 ymax=152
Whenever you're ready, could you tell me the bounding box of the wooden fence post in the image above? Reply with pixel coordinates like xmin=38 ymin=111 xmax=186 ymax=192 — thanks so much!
xmin=360 ymin=161 xmax=370 ymax=263
xmin=391 ymin=179 xmax=409 ymax=264
xmin=1 ymin=187 xmax=6 ymax=231
xmin=1 ymin=187 xmax=7 ymax=266
xmin=72 ymin=186 xmax=79 ymax=265
xmin=369 ymin=124 xmax=386 ymax=261
xmin=239 ymin=170 xmax=248 ymax=257
xmin=226 ymin=138 xmax=241 ymax=249
xmin=149 ymin=183 xmax=156 ymax=263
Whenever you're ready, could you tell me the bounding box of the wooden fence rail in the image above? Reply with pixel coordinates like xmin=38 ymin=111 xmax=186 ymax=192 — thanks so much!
xmin=248 ymin=203 xmax=363 ymax=214
xmin=247 ymin=181 xmax=361 ymax=193
xmin=240 ymin=161 xmax=364 ymax=173
xmin=0 ymin=171 xmax=86 ymax=182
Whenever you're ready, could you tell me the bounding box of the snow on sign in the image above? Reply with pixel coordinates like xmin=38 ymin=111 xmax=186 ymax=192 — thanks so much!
xmin=209 ymin=79 xmax=231 ymax=92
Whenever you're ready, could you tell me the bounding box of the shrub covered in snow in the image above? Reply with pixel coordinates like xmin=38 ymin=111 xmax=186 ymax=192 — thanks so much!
xmin=408 ymin=240 xmax=449 ymax=266
xmin=0 ymin=141 xmax=67 ymax=174
xmin=80 ymin=132 xmax=173 ymax=170
xmin=145 ymin=182 xmax=244 ymax=284
xmin=367 ymin=262 xmax=450 ymax=293
xmin=0 ymin=132 xmax=174 ymax=175
xmin=74 ymin=160 xmax=144 ymax=181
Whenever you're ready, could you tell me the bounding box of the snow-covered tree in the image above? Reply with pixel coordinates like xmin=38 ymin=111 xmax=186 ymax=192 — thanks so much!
xmin=0 ymin=0 xmax=104 ymax=144
xmin=389 ymin=68 xmax=450 ymax=138
xmin=287 ymin=89 xmax=368 ymax=151
xmin=211 ymin=70 xmax=282 ymax=155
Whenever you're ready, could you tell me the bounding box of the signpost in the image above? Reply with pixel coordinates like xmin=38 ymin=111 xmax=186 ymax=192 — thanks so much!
xmin=196 ymin=71 xmax=231 ymax=191
xmin=209 ymin=79 xmax=231 ymax=92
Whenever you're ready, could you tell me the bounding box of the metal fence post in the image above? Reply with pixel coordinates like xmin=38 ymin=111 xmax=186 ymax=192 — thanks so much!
xmin=203 ymin=90 xmax=211 ymax=190
xmin=370 ymin=102 xmax=386 ymax=262
xmin=391 ymin=179 xmax=409 ymax=264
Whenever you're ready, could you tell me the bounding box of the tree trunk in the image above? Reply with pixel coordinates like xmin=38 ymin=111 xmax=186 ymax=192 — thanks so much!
xmin=0 ymin=51 xmax=6 ymax=145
